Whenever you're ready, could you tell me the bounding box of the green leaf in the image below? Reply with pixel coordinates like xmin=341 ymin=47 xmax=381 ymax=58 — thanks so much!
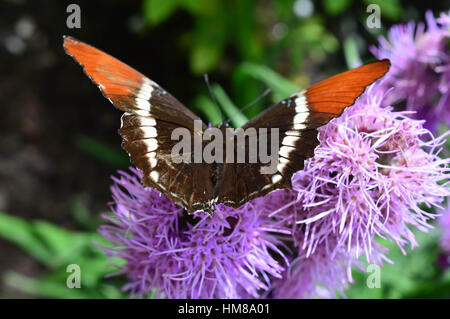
xmin=343 ymin=270 xmax=384 ymax=299
xmin=363 ymin=0 xmax=401 ymax=21
xmin=5 ymin=268 xmax=125 ymax=299
xmin=322 ymin=0 xmax=353 ymax=16
xmin=190 ymin=42 xmax=223 ymax=74
xmin=4 ymin=271 xmax=90 ymax=298
xmin=188 ymin=7 xmax=228 ymax=74
xmin=231 ymin=67 xmax=265 ymax=119
xmin=345 ymin=229 xmax=443 ymax=298
xmin=100 ymin=284 xmax=126 ymax=299
xmin=0 ymin=213 xmax=127 ymax=298
xmin=0 ymin=212 xmax=119 ymax=269
xmin=68 ymin=256 xmax=123 ymax=287
xmin=438 ymin=124 xmax=450 ymax=155
xmin=70 ymin=198 xmax=103 ymax=231
xmin=212 ymin=84 xmax=248 ymax=128
xmin=343 ymin=36 xmax=362 ymax=69
xmin=192 ymin=95 xmax=222 ymax=126
xmin=75 ymin=134 xmax=129 ymax=168
xmin=238 ymin=62 xmax=299 ymax=102
xmin=274 ymin=0 xmax=296 ymax=20
xmin=233 ymin=0 xmax=263 ymax=62
xmin=143 ymin=0 xmax=178 ymax=25
xmin=179 ymin=0 xmax=212 ymax=15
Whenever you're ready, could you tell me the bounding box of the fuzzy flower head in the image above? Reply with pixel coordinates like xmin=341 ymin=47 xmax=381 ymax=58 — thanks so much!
xmin=289 ymin=83 xmax=450 ymax=265
xmin=370 ymin=10 xmax=450 ymax=132
xmin=98 ymin=168 xmax=291 ymax=299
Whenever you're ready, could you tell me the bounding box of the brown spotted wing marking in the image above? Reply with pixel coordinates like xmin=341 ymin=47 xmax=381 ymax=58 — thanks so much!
xmin=63 ymin=36 xmax=214 ymax=213
xmin=217 ymin=60 xmax=391 ymax=208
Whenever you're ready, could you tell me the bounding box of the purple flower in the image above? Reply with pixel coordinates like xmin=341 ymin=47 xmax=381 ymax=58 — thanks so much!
xmin=98 ymin=168 xmax=291 ymax=299
xmin=97 ymin=11 xmax=450 ymax=297
xmin=287 ymin=83 xmax=450 ymax=267
xmin=437 ymin=206 xmax=450 ymax=269
xmin=370 ymin=10 xmax=450 ymax=132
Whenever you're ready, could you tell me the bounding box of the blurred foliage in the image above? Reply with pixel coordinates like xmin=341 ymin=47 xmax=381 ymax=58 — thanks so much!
xmin=322 ymin=0 xmax=353 ymax=16
xmin=237 ymin=62 xmax=299 ymax=102
xmin=137 ymin=0 xmax=406 ymax=127
xmin=363 ymin=0 xmax=402 ymax=20
xmin=73 ymin=0 xmax=429 ymax=169
xmin=2 ymin=211 xmax=449 ymax=298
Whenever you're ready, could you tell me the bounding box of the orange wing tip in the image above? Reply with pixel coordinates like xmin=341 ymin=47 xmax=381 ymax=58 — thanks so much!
xmin=376 ymin=58 xmax=391 ymax=68
xmin=62 ymin=36 xmax=150 ymax=100
xmin=364 ymin=58 xmax=391 ymax=76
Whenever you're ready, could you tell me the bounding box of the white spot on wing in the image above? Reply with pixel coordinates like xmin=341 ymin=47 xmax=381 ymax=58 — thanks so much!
xmin=136 ymin=78 xmax=154 ymax=100
xmin=277 ymin=157 xmax=290 ymax=174
xmin=141 ymin=126 xmax=157 ymax=138
xmin=292 ymin=91 xmax=309 ymax=130
xmin=293 ymin=123 xmax=307 ymax=130
xmin=279 ymin=146 xmax=294 ymax=158
xmin=144 ymin=138 xmax=158 ymax=152
xmin=144 ymin=152 xmax=157 ymax=168
xmin=135 ymin=109 xmax=151 ymax=117
xmin=135 ymin=98 xmax=151 ymax=110
xmin=277 ymin=163 xmax=286 ymax=173
xmin=294 ymin=92 xmax=308 ymax=113
xmin=282 ymin=135 xmax=300 ymax=147
xmin=285 ymin=130 xmax=301 ymax=136
xmin=120 ymin=112 xmax=131 ymax=129
xmin=293 ymin=113 xmax=308 ymax=124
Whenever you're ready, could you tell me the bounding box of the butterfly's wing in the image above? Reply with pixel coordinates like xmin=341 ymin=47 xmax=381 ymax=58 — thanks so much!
xmin=217 ymin=60 xmax=391 ymax=208
xmin=63 ymin=36 xmax=213 ymax=213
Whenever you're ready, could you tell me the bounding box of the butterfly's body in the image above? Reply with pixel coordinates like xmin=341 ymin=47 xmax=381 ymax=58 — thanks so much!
xmin=63 ymin=36 xmax=390 ymax=214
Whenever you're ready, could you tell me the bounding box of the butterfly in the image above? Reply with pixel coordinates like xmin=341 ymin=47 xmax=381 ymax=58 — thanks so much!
xmin=63 ymin=36 xmax=390 ymax=215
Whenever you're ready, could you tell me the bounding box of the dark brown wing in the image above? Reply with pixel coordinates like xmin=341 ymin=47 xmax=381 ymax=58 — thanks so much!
xmin=217 ymin=59 xmax=391 ymax=208
xmin=63 ymin=36 xmax=213 ymax=213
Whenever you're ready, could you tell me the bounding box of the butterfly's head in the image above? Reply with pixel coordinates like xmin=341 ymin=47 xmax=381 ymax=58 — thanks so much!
xmin=203 ymin=205 xmax=215 ymax=216
xmin=215 ymin=121 xmax=232 ymax=136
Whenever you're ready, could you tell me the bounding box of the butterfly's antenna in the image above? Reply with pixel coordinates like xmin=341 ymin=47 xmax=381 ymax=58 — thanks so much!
xmin=224 ymin=88 xmax=272 ymax=125
xmin=203 ymin=74 xmax=224 ymax=123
